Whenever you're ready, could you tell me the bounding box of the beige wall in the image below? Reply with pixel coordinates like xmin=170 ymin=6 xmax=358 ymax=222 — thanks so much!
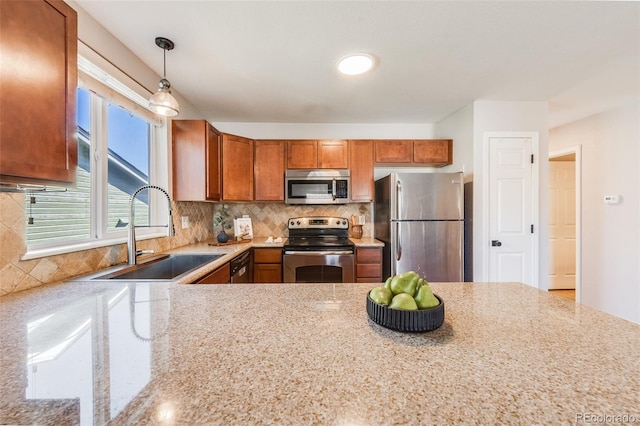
xmin=549 ymin=101 xmax=640 ymax=324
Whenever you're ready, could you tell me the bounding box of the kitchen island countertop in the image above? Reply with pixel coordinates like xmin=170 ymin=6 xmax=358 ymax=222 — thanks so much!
xmin=0 ymin=281 xmax=638 ymax=425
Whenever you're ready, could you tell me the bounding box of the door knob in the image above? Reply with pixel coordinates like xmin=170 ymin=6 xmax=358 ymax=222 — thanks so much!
xmin=491 ymin=240 xmax=502 ymax=247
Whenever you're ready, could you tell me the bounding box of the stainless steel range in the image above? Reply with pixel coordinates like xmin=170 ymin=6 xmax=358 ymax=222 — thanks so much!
xmin=283 ymin=216 xmax=355 ymax=283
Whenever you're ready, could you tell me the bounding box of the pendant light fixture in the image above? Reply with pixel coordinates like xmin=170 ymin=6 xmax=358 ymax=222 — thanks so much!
xmin=149 ymin=37 xmax=180 ymax=117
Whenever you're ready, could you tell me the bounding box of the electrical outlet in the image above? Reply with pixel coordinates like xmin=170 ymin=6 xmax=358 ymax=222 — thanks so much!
xmin=181 ymin=216 xmax=189 ymax=229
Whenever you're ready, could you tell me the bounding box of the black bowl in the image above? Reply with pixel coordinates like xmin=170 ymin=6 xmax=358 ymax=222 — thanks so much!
xmin=366 ymin=291 xmax=445 ymax=332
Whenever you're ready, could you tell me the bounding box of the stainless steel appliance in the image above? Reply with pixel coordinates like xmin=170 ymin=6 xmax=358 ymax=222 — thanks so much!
xmin=230 ymin=250 xmax=252 ymax=283
xmin=374 ymin=172 xmax=464 ymax=282
xmin=285 ymin=169 xmax=350 ymax=205
xmin=283 ymin=216 xmax=355 ymax=282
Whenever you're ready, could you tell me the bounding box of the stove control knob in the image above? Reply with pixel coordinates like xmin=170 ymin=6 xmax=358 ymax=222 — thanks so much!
xmin=336 ymin=220 xmax=340 ymax=225
xmin=290 ymin=220 xmax=295 ymax=226
xmin=296 ymin=220 xmax=301 ymax=225
xmin=342 ymin=220 xmax=347 ymax=225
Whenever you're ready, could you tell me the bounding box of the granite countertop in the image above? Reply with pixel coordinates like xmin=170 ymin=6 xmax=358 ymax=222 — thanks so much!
xmin=1 ymin=281 xmax=638 ymax=425
xmin=350 ymin=237 xmax=384 ymax=247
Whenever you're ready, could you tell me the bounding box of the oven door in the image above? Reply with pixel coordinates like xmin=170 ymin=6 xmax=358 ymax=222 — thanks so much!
xmin=283 ymin=251 xmax=355 ymax=283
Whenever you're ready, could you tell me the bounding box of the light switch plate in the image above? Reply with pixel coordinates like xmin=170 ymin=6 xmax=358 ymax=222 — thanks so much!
xmin=181 ymin=216 xmax=189 ymax=229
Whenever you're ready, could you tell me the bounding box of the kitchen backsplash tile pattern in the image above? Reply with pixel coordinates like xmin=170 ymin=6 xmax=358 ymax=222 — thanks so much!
xmin=221 ymin=203 xmax=372 ymax=238
xmin=0 ymin=194 xmax=371 ymax=296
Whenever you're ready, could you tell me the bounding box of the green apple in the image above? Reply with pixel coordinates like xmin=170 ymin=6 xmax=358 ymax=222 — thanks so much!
xmin=369 ymin=286 xmax=393 ymax=306
xmin=389 ymin=293 xmax=418 ymax=310
xmin=389 ymin=271 xmax=420 ymax=296
xmin=414 ymin=284 xmax=439 ymax=309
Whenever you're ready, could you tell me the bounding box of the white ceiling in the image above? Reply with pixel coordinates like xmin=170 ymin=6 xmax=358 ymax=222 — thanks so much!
xmin=76 ymin=1 xmax=639 ymax=127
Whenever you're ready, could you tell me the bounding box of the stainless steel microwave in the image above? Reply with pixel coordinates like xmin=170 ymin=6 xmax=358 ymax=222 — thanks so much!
xmin=285 ymin=169 xmax=350 ymax=204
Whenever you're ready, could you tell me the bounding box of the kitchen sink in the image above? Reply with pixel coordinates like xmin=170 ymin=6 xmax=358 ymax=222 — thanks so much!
xmin=82 ymin=253 xmax=224 ymax=281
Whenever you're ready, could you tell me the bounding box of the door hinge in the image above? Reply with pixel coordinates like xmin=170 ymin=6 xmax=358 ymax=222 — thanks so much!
xmin=530 ymin=154 xmax=534 ymax=164
xmin=531 ymin=224 xmax=534 ymax=233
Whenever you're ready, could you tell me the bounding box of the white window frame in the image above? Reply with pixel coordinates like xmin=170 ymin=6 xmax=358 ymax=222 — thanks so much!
xmin=23 ymin=54 xmax=170 ymax=260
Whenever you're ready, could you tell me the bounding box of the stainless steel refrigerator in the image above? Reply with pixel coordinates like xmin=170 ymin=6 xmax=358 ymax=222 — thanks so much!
xmin=374 ymin=172 xmax=464 ymax=282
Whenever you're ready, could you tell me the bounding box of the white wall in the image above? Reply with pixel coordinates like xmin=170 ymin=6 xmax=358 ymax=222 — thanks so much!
xmin=434 ymin=104 xmax=474 ymax=182
xmin=472 ymin=101 xmax=550 ymax=289
xmin=549 ymin=101 xmax=640 ymax=324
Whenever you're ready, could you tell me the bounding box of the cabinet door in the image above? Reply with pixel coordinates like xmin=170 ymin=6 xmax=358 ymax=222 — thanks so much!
xmin=287 ymin=140 xmax=317 ymax=169
xmin=375 ymin=140 xmax=412 ymax=163
xmin=222 ymin=134 xmax=254 ymax=201
xmin=254 ymin=264 xmax=282 ymax=283
xmin=0 ymin=0 xmax=77 ymax=184
xmin=195 ymin=263 xmax=230 ymax=284
xmin=349 ymin=140 xmax=374 ymax=202
xmin=356 ymin=247 xmax=382 ymax=282
xmin=254 ymin=140 xmax=286 ymax=201
xmin=172 ymin=120 xmax=221 ymax=201
xmin=413 ymin=139 xmax=452 ymax=165
xmin=318 ymin=140 xmax=348 ymax=169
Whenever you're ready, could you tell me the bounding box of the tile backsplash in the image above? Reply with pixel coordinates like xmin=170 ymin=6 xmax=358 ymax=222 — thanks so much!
xmin=0 ymin=193 xmax=371 ymax=296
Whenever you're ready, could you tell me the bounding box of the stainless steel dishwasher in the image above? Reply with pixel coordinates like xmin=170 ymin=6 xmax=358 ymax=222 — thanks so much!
xmin=230 ymin=250 xmax=251 ymax=283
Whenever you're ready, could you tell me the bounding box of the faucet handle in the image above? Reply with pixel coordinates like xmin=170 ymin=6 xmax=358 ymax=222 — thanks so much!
xmin=136 ymin=249 xmax=155 ymax=256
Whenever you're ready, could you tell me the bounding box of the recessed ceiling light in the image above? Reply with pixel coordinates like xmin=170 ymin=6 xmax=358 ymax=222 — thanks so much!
xmin=337 ymin=53 xmax=375 ymax=75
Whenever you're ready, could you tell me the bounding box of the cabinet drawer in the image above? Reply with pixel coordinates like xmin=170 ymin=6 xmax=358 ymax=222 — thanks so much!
xmin=253 ymin=248 xmax=282 ymax=263
xmin=356 ymin=248 xmax=382 ymax=263
xmin=357 ymin=264 xmax=381 ymax=278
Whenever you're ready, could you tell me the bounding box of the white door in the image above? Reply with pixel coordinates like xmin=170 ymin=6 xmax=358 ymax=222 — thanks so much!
xmin=548 ymin=161 xmax=576 ymax=289
xmin=488 ymin=136 xmax=534 ymax=284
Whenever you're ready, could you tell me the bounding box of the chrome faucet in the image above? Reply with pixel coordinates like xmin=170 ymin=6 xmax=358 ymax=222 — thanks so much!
xmin=128 ymin=185 xmax=175 ymax=265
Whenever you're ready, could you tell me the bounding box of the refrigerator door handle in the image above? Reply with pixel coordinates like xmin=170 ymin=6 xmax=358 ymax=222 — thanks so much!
xmin=396 ymin=180 xmax=402 ymax=219
xmin=395 ymin=180 xmax=403 ymax=262
xmin=396 ymin=221 xmax=402 ymax=261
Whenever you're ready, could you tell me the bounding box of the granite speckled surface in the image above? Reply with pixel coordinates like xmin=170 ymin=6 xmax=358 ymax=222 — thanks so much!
xmin=0 ymin=281 xmax=638 ymax=425
xmin=350 ymin=237 xmax=384 ymax=247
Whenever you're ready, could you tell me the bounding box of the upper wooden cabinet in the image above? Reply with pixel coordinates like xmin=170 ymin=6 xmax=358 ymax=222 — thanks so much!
xmin=413 ymin=139 xmax=452 ymax=166
xmin=287 ymin=140 xmax=348 ymax=169
xmin=172 ymin=120 xmax=221 ymax=202
xmin=374 ymin=140 xmax=413 ymax=163
xmin=287 ymin=140 xmax=317 ymax=169
xmin=318 ymin=140 xmax=349 ymax=168
xmin=254 ymin=140 xmax=286 ymax=201
xmin=349 ymin=140 xmax=374 ymax=202
xmin=375 ymin=140 xmax=453 ymax=167
xmin=0 ymin=0 xmax=78 ymax=185
xmin=222 ymin=133 xmax=254 ymax=201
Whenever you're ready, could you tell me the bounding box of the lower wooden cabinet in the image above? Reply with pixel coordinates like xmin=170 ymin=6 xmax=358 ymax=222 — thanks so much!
xmin=194 ymin=263 xmax=230 ymax=284
xmin=355 ymin=247 xmax=382 ymax=283
xmin=253 ymin=248 xmax=282 ymax=283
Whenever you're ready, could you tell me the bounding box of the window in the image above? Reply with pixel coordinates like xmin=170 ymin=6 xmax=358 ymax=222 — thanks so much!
xmin=25 ymin=58 xmax=168 ymax=257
